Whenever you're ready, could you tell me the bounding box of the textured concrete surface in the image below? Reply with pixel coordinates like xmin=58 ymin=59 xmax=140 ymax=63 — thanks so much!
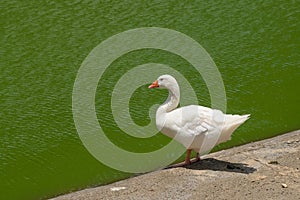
xmin=51 ymin=130 xmax=300 ymax=200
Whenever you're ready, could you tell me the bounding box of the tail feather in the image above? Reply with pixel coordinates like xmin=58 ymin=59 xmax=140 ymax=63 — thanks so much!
xmin=229 ymin=114 xmax=250 ymax=125
xmin=217 ymin=114 xmax=250 ymax=144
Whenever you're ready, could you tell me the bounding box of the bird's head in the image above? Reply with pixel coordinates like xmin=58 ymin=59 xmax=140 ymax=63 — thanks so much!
xmin=148 ymin=74 xmax=177 ymax=90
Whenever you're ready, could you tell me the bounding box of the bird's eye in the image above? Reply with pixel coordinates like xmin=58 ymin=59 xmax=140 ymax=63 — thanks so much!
xmin=159 ymin=78 xmax=163 ymax=81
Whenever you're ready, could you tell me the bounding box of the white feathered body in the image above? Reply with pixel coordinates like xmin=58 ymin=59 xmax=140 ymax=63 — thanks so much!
xmin=151 ymin=74 xmax=250 ymax=155
xmin=156 ymin=105 xmax=250 ymax=155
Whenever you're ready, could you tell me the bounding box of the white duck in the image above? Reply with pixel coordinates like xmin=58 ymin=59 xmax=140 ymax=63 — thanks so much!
xmin=149 ymin=74 xmax=250 ymax=165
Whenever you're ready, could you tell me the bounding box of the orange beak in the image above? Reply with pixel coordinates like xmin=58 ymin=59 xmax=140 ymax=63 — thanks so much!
xmin=148 ymin=80 xmax=159 ymax=88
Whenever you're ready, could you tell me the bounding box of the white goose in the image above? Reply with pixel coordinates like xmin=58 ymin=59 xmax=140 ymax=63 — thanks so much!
xmin=149 ymin=74 xmax=250 ymax=165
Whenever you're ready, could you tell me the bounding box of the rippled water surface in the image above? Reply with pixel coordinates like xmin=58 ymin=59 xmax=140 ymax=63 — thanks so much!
xmin=1 ymin=1 xmax=299 ymax=199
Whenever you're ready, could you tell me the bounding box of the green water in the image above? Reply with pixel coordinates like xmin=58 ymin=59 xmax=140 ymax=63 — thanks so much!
xmin=1 ymin=1 xmax=299 ymax=199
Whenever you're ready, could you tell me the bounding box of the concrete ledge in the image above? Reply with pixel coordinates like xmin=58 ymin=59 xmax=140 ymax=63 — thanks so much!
xmin=52 ymin=130 xmax=300 ymax=200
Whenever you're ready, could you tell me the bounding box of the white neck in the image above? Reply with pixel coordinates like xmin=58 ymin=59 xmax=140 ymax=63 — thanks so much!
xmin=158 ymin=83 xmax=180 ymax=113
xmin=155 ymin=79 xmax=180 ymax=132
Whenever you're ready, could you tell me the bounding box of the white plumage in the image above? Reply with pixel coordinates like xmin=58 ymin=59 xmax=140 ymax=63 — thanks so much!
xmin=149 ymin=74 xmax=250 ymax=165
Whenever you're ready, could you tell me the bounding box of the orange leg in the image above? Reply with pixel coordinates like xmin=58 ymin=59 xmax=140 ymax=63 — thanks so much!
xmin=185 ymin=149 xmax=192 ymax=165
xmin=195 ymin=152 xmax=201 ymax=162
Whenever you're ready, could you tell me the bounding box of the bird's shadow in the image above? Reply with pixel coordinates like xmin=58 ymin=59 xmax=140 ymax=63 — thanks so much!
xmin=167 ymin=158 xmax=256 ymax=174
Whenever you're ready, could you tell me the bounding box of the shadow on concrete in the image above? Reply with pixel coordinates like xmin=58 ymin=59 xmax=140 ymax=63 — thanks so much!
xmin=167 ymin=158 xmax=257 ymax=174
